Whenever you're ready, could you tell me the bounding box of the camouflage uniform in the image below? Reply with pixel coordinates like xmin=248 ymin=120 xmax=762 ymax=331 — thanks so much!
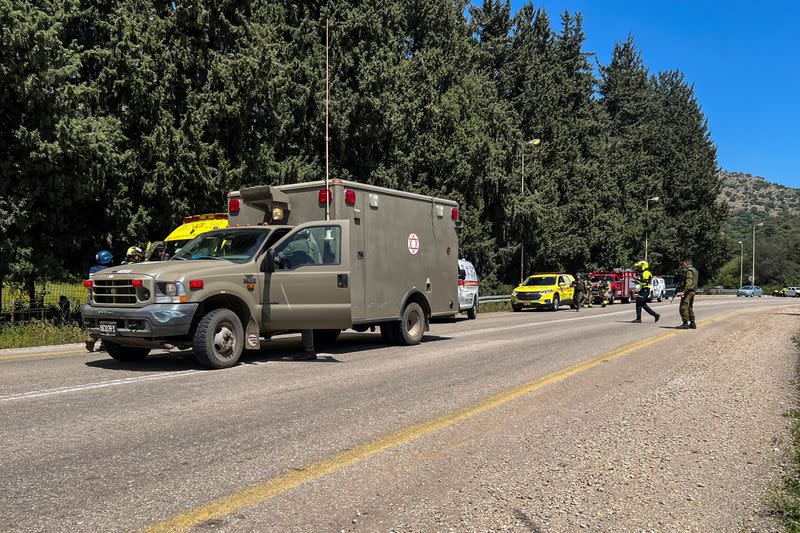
xmin=677 ymin=262 xmax=699 ymax=328
xmin=571 ymin=274 xmax=584 ymax=311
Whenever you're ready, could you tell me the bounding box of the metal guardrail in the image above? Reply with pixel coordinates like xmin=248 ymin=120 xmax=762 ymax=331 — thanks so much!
xmin=478 ymin=295 xmax=511 ymax=304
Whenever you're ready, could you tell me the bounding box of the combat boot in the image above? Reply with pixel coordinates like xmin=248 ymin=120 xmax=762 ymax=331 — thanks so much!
xmin=689 ymin=322 xmax=697 ymax=329
xmin=630 ymin=318 xmax=641 ymax=323
xmin=676 ymin=322 xmax=690 ymax=329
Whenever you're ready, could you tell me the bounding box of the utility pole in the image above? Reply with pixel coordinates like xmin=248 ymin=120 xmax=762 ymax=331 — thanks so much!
xmin=325 ymin=19 xmax=330 ymax=221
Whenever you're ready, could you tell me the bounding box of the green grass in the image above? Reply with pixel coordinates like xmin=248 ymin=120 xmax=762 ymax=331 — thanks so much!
xmin=0 ymin=320 xmax=88 ymax=349
xmin=770 ymin=333 xmax=800 ymax=531
xmin=479 ymin=301 xmax=512 ymax=313
xmin=2 ymin=282 xmax=87 ymax=311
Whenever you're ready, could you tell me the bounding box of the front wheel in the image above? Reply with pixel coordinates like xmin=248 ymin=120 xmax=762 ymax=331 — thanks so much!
xmin=512 ymin=303 xmax=522 ymax=312
xmin=193 ymin=308 xmax=244 ymax=369
xmin=551 ymin=294 xmax=560 ymax=311
xmin=105 ymin=342 xmax=149 ymax=362
xmin=466 ymin=297 xmax=477 ymax=320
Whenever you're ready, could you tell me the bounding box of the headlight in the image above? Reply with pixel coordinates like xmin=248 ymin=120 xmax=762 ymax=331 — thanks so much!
xmin=156 ymin=281 xmax=188 ymax=303
xmin=512 ymin=291 xmax=518 ymax=296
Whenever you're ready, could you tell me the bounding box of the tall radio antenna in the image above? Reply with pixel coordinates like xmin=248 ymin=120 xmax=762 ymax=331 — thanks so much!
xmin=325 ymin=18 xmax=330 ymax=221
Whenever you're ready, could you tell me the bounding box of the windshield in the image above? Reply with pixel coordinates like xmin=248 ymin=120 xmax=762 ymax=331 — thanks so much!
xmin=165 ymin=239 xmax=189 ymax=258
xmin=172 ymin=229 xmax=269 ymax=263
xmin=590 ymin=275 xmax=613 ymax=283
xmin=523 ymin=276 xmax=557 ymax=286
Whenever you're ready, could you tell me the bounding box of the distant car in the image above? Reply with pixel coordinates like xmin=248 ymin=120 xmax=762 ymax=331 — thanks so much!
xmin=786 ymin=287 xmax=799 ymax=297
xmin=737 ymin=285 xmax=763 ymax=297
xmin=458 ymin=259 xmax=479 ymax=320
xmin=511 ymin=273 xmax=575 ymax=311
xmin=662 ymin=275 xmax=677 ymax=299
xmin=649 ymin=277 xmax=667 ymax=302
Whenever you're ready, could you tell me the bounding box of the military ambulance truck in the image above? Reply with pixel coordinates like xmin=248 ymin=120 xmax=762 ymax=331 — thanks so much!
xmin=82 ymin=180 xmax=461 ymax=368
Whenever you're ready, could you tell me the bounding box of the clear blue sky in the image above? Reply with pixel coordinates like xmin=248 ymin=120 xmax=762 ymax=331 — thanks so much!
xmin=509 ymin=0 xmax=800 ymax=188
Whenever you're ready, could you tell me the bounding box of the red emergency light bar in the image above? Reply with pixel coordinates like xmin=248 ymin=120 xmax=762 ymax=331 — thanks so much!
xmin=451 ymin=207 xmax=459 ymax=221
xmin=345 ymin=189 xmax=356 ymax=205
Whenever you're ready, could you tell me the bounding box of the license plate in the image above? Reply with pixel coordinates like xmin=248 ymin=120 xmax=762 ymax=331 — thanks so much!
xmin=99 ymin=321 xmax=117 ymax=335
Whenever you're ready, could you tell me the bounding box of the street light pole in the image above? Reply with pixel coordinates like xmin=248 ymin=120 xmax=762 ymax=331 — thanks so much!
xmin=520 ymin=138 xmax=541 ymax=281
xmin=738 ymin=240 xmax=743 ymax=288
xmin=644 ymin=196 xmax=660 ymax=263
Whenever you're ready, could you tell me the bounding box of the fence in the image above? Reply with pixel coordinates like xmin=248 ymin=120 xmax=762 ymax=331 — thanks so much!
xmin=1 ymin=282 xmax=87 ymax=325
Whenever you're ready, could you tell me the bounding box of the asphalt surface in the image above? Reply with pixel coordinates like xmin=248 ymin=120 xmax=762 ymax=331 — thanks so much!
xmin=0 ymin=296 xmax=797 ymax=532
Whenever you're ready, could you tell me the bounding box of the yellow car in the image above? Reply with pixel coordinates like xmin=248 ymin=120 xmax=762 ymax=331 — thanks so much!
xmin=511 ymin=273 xmax=575 ymax=311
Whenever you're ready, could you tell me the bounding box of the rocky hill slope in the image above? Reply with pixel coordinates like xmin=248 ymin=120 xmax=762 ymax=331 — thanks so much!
xmin=719 ymin=171 xmax=800 ymax=233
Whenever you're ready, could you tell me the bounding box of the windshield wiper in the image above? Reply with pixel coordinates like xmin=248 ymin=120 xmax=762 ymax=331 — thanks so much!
xmin=190 ymin=255 xmax=223 ymax=261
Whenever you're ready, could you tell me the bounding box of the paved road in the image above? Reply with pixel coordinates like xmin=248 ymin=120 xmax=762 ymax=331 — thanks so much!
xmin=0 ymin=297 xmax=797 ymax=532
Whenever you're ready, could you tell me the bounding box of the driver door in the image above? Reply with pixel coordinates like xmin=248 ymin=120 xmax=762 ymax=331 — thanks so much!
xmin=263 ymin=221 xmax=351 ymax=329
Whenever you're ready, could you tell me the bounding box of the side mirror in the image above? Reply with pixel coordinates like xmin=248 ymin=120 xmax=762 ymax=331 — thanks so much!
xmin=265 ymin=249 xmax=276 ymax=272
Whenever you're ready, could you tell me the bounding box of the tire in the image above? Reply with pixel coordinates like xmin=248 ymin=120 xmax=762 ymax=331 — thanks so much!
xmin=466 ymin=297 xmax=477 ymax=320
xmin=313 ymin=329 xmax=341 ymax=346
xmin=512 ymin=303 xmax=522 ymax=312
xmin=621 ymin=297 xmax=630 ymax=304
xmin=193 ymin=308 xmax=244 ymax=369
xmin=551 ymin=294 xmax=560 ymax=311
xmin=105 ymin=342 xmax=149 ymax=362
xmin=396 ymin=302 xmax=425 ymax=346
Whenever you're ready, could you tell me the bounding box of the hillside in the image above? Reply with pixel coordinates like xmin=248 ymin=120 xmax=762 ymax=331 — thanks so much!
xmin=719 ymin=171 xmax=800 ymax=233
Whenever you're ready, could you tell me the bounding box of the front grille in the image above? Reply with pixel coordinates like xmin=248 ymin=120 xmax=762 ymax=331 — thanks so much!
xmin=92 ymin=279 xmax=138 ymax=305
xmin=516 ymin=292 xmax=541 ymax=301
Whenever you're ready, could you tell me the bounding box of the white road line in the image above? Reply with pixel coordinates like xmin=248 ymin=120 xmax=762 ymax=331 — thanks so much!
xmin=0 ymin=370 xmax=200 ymax=402
xmin=0 ymin=301 xmax=788 ymax=403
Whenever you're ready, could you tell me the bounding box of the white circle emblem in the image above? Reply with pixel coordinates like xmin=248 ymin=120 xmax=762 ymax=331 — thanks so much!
xmin=407 ymin=233 xmax=420 ymax=255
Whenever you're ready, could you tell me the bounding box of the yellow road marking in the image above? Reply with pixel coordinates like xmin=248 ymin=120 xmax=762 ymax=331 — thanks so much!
xmin=149 ymin=313 xmax=763 ymax=533
xmin=0 ymin=349 xmax=86 ymax=362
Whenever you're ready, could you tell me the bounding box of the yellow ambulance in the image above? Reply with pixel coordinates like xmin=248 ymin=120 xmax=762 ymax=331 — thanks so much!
xmin=164 ymin=213 xmax=229 ymax=257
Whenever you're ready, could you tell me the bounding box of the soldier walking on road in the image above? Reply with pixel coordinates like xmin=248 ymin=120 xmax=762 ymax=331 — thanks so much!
xmin=631 ymin=260 xmax=660 ymax=323
xmin=676 ymin=258 xmax=698 ymax=329
xmin=571 ymin=273 xmax=584 ymax=311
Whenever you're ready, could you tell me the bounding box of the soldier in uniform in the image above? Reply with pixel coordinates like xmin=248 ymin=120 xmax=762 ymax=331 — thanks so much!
xmin=582 ymin=276 xmax=593 ymax=308
xmin=676 ymin=258 xmax=698 ymax=329
xmin=599 ymin=278 xmax=611 ymax=308
xmin=631 ymin=260 xmax=660 ymax=323
xmin=571 ymin=273 xmax=584 ymax=311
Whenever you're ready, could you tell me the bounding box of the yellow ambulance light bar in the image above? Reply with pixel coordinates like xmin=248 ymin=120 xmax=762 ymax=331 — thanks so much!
xmin=182 ymin=213 xmax=228 ymax=223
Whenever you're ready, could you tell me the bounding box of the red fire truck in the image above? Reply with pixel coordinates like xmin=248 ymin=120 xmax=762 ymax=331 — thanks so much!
xmin=589 ymin=269 xmax=639 ymax=304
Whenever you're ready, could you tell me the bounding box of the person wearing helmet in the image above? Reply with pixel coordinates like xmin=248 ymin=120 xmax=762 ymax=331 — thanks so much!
xmin=632 ymin=260 xmax=660 ymax=323
xmin=145 ymin=241 xmax=167 ymax=261
xmin=89 ymin=250 xmax=113 ymax=276
xmin=122 ymin=246 xmax=144 ymax=264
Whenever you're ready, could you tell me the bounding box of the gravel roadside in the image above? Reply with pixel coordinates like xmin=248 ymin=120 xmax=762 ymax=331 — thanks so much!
xmin=290 ymin=307 xmax=800 ymax=532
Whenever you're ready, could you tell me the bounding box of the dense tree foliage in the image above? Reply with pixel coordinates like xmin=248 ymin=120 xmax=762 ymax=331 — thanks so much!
xmin=1 ymin=0 xmax=727 ymax=293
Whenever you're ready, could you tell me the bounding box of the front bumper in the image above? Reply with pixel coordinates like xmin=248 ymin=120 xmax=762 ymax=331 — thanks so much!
xmin=82 ymin=303 xmax=199 ymax=339
xmin=512 ymin=295 xmax=553 ymax=307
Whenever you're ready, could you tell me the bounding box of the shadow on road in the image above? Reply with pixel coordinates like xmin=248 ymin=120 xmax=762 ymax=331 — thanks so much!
xmin=84 ymin=332 xmax=452 ymax=371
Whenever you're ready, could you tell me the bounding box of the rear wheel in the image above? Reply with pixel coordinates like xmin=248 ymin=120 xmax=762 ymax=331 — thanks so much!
xmin=396 ymin=302 xmax=425 ymax=345
xmin=466 ymin=297 xmax=478 ymax=320
xmin=105 ymin=342 xmax=149 ymax=362
xmin=193 ymin=308 xmax=244 ymax=369
xmin=621 ymin=297 xmax=630 ymax=304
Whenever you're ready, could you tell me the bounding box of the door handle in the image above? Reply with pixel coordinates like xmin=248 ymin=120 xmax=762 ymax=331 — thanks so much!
xmin=337 ymin=274 xmax=349 ymax=288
